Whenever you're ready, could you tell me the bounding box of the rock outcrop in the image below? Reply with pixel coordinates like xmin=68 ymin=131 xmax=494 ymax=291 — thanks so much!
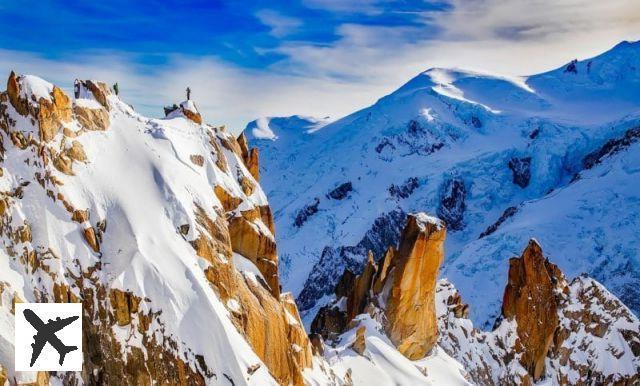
xmin=508 ymin=156 xmax=532 ymax=188
xmin=7 ymin=71 xmax=72 ymax=142
xmin=384 ymin=213 xmax=445 ymax=360
xmin=437 ymin=240 xmax=640 ymax=386
xmin=164 ymin=100 xmax=202 ymax=124
xmin=501 ymin=239 xmax=561 ymax=380
xmin=238 ymin=132 xmax=260 ymax=181
xmin=0 ymin=73 xmax=322 ymax=386
xmin=437 ymin=178 xmax=466 ymax=231
xmin=73 ymin=103 xmax=110 ymax=131
xmin=311 ymin=213 xmax=446 ymax=360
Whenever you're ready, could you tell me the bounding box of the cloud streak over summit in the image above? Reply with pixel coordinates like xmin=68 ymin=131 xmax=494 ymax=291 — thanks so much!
xmin=0 ymin=0 xmax=638 ymax=130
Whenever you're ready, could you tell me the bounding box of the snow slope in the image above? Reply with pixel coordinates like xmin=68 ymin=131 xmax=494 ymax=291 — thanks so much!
xmin=323 ymin=315 xmax=470 ymax=386
xmin=0 ymin=76 xmax=276 ymax=384
xmin=246 ymin=40 xmax=640 ymax=328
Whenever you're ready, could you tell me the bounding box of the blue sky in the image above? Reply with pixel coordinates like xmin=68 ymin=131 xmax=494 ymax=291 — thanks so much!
xmin=0 ymin=0 xmax=639 ymax=130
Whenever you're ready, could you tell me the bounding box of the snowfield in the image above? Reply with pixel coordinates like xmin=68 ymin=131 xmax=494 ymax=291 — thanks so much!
xmin=0 ymin=78 xmax=277 ymax=384
xmin=246 ymin=40 xmax=640 ymax=329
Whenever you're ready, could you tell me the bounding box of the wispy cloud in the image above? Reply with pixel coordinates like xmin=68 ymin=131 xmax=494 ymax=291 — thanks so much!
xmin=301 ymin=0 xmax=390 ymax=15
xmin=255 ymin=10 xmax=303 ymax=38
xmin=1 ymin=0 xmax=638 ymax=133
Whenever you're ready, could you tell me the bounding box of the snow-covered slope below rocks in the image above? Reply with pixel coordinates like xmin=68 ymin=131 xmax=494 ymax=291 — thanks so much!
xmin=246 ymin=40 xmax=640 ymax=328
xmin=0 ymin=74 xmax=333 ymax=385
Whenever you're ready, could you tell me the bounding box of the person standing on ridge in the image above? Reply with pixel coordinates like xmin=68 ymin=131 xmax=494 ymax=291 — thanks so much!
xmin=73 ymin=79 xmax=80 ymax=99
xmin=113 ymin=82 xmax=119 ymax=96
xmin=186 ymin=87 xmax=191 ymax=100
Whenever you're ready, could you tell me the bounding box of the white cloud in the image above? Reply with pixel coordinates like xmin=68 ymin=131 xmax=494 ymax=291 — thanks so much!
xmin=255 ymin=10 xmax=302 ymax=38
xmin=301 ymin=0 xmax=390 ymax=15
xmin=0 ymin=50 xmax=369 ymax=133
xmin=1 ymin=0 xmax=638 ymax=135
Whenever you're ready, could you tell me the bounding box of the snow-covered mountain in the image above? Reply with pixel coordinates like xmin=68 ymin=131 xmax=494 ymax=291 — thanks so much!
xmin=0 ymin=72 xmax=339 ymax=385
xmin=246 ymin=40 xmax=640 ymax=329
xmin=0 ymin=72 xmax=471 ymax=386
xmin=311 ymin=218 xmax=640 ymax=385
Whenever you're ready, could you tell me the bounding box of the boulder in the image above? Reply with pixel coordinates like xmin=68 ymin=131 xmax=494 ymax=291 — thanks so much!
xmin=37 ymin=85 xmax=72 ymax=142
xmin=74 ymin=104 xmax=110 ymax=131
xmin=351 ymin=326 xmax=367 ymax=355
xmin=83 ymin=80 xmax=110 ymax=110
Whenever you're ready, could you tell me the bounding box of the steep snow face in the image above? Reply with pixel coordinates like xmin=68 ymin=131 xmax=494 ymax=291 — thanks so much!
xmin=247 ymin=41 xmax=640 ymax=328
xmin=323 ymin=315 xmax=471 ymax=386
xmin=0 ymin=76 xmax=279 ymax=385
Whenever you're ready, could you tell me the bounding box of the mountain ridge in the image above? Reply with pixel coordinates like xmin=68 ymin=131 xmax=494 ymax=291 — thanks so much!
xmin=245 ymin=40 xmax=640 ymax=329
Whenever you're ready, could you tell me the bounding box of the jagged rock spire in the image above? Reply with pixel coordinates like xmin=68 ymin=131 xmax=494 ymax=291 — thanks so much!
xmin=501 ymin=239 xmax=562 ymax=381
xmin=384 ymin=213 xmax=445 ymax=360
xmin=311 ymin=212 xmax=446 ymax=360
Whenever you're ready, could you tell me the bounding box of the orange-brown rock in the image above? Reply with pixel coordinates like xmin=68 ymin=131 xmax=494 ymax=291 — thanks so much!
xmin=239 ymin=176 xmax=255 ymax=195
xmin=84 ymin=80 xmax=110 ymax=110
xmin=351 ymin=326 xmax=367 ymax=355
xmin=52 ymin=151 xmax=74 ymax=175
xmin=213 ymin=185 xmax=243 ymax=212
xmin=238 ymin=132 xmax=260 ymax=181
xmin=67 ymin=140 xmax=87 ymax=162
xmin=182 ymin=107 xmax=202 ymax=124
xmin=501 ymin=239 xmax=561 ymax=381
xmin=109 ymin=289 xmax=141 ymax=326
xmin=228 ymin=208 xmax=280 ymax=297
xmin=190 ymin=154 xmax=204 ymax=166
xmin=37 ymin=85 xmax=72 ymax=142
xmin=372 ymin=246 xmax=396 ymax=294
xmin=68 ymin=264 xmax=208 ymax=386
xmin=74 ymin=104 xmax=110 ymax=131
xmin=384 ymin=213 xmax=445 ymax=360
xmin=258 ymin=205 xmax=276 ymax=234
xmin=238 ymin=131 xmax=250 ymax=156
xmin=7 ymin=71 xmax=28 ymax=116
xmin=0 ymin=364 xmax=7 ymax=386
xmin=346 ymin=251 xmax=377 ymax=321
xmin=7 ymin=72 xmax=72 ymax=142
xmin=71 ymin=209 xmax=100 ymax=252
xmin=83 ymin=226 xmax=100 ymax=253
xmin=245 ymin=148 xmax=260 ymax=181
xmin=446 ymin=291 xmax=470 ymax=319
xmin=193 ymin=206 xmax=311 ymax=385
xmin=18 ymin=371 xmax=49 ymax=386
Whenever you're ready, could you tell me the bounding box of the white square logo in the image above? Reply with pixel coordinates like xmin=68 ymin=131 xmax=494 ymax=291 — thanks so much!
xmin=14 ymin=303 xmax=83 ymax=371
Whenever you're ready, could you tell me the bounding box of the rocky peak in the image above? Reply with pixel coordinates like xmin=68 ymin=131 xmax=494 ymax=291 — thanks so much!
xmin=164 ymin=99 xmax=203 ymax=124
xmin=437 ymin=240 xmax=640 ymax=385
xmin=501 ymin=239 xmax=563 ymax=381
xmin=237 ymin=132 xmax=261 ymax=181
xmin=7 ymin=71 xmax=72 ymax=143
xmin=0 ymin=73 xmax=324 ymax=386
xmin=346 ymin=251 xmax=377 ymax=321
xmin=384 ymin=213 xmax=445 ymax=360
xmin=311 ymin=212 xmax=446 ymax=361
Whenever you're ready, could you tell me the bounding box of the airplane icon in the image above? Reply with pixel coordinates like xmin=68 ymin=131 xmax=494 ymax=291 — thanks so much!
xmin=23 ymin=308 xmax=79 ymax=366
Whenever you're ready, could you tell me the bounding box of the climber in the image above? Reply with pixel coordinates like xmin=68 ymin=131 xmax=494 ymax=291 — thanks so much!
xmin=113 ymin=82 xmax=119 ymax=96
xmin=73 ymin=79 xmax=80 ymax=99
xmin=186 ymin=87 xmax=191 ymax=100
